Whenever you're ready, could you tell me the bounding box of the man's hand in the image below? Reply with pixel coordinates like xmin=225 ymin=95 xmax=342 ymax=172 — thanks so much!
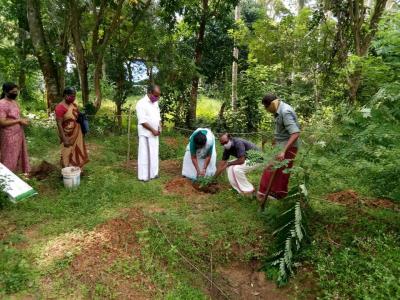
xmin=215 ymin=161 xmax=228 ymax=178
xmin=276 ymin=151 xmax=285 ymax=161
xmin=199 ymin=168 xmax=206 ymax=177
xmin=152 ymin=129 xmax=160 ymax=136
xmin=19 ymin=118 xmax=30 ymax=126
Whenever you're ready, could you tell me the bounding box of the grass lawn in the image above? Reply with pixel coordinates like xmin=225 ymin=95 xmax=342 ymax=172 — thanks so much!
xmin=0 ymin=98 xmax=399 ymax=299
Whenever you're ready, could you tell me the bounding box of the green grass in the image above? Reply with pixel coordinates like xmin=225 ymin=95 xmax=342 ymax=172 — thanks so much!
xmin=197 ymin=95 xmax=222 ymax=120
xmin=0 ymin=123 xmax=267 ymax=298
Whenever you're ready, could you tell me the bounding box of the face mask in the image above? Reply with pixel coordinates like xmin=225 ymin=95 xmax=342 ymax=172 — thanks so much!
xmin=150 ymin=95 xmax=159 ymax=103
xmin=7 ymin=92 xmax=18 ymax=100
xmin=223 ymin=140 xmax=233 ymax=150
xmin=65 ymin=95 xmax=75 ymax=104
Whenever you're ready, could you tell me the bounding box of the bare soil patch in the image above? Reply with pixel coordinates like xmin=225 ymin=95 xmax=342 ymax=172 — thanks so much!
xmin=193 ymin=182 xmax=221 ymax=194
xmin=70 ymin=208 xmax=154 ymax=298
xmin=70 ymin=209 xmax=144 ymax=283
xmin=212 ymin=260 xmax=288 ymax=300
xmin=326 ymin=189 xmax=398 ymax=210
xmin=30 ymin=160 xmax=59 ymax=180
xmin=160 ymin=159 xmax=182 ymax=176
xmin=0 ymin=221 xmax=16 ymax=241
xmin=40 ymin=208 xmax=153 ymax=298
xmin=164 ymin=177 xmax=224 ymax=197
xmin=164 ymin=177 xmax=203 ymax=197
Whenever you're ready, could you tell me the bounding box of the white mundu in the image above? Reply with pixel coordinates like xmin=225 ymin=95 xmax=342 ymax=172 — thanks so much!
xmin=227 ymin=161 xmax=259 ymax=194
xmin=136 ymin=95 xmax=161 ymax=181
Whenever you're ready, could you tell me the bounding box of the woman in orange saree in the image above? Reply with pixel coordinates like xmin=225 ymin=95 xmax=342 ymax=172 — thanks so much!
xmin=55 ymin=87 xmax=88 ymax=169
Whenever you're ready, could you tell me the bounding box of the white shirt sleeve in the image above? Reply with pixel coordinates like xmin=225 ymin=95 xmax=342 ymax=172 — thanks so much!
xmin=136 ymin=100 xmax=148 ymax=125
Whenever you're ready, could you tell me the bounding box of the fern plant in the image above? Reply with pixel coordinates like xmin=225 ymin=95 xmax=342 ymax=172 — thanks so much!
xmin=264 ymin=184 xmax=310 ymax=286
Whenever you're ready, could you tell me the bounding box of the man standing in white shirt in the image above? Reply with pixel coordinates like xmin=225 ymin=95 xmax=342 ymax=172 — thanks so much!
xmin=136 ymin=85 xmax=161 ymax=181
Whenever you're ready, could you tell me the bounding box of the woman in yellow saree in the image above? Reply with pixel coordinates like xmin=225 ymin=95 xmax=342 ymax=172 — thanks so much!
xmin=55 ymin=87 xmax=88 ymax=169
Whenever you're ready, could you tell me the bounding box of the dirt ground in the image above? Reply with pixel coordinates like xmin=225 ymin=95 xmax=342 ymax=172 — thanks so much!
xmin=164 ymin=177 xmax=225 ymax=197
xmin=212 ymin=260 xmax=288 ymax=300
xmin=326 ymin=189 xmax=398 ymax=210
xmin=40 ymin=208 xmax=154 ymax=299
xmin=30 ymin=160 xmax=59 ymax=180
xmin=164 ymin=177 xmax=204 ymax=197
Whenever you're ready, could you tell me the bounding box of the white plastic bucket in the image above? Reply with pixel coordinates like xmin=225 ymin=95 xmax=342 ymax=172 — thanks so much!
xmin=61 ymin=167 xmax=81 ymax=189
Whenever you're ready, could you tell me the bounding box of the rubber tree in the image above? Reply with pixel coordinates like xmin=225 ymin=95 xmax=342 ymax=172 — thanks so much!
xmin=69 ymin=0 xmax=90 ymax=106
xmin=186 ymin=0 xmax=239 ymax=127
xmin=92 ymin=0 xmax=126 ymax=111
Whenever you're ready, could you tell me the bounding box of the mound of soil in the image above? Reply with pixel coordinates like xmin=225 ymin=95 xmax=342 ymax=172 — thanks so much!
xmin=164 ymin=177 xmax=224 ymax=197
xmin=30 ymin=160 xmax=59 ymax=180
xmin=326 ymin=189 xmax=398 ymax=210
xmin=365 ymin=198 xmax=398 ymax=210
xmin=164 ymin=177 xmax=202 ymax=197
xmin=193 ymin=182 xmax=221 ymax=194
xmin=327 ymin=190 xmax=359 ymax=206
xmin=71 ymin=209 xmax=144 ymax=283
xmin=67 ymin=209 xmax=155 ymax=299
xmin=213 ymin=261 xmax=288 ymax=300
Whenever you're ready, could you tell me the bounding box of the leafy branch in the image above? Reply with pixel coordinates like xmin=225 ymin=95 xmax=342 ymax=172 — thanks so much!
xmin=264 ymin=184 xmax=310 ymax=286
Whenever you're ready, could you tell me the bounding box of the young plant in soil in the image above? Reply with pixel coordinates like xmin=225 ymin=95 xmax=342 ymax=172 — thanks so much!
xmin=193 ymin=176 xmax=220 ymax=194
xmin=194 ymin=176 xmax=215 ymax=188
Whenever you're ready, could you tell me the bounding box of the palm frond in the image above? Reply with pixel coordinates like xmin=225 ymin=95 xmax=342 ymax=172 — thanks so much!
xmin=264 ymin=184 xmax=310 ymax=286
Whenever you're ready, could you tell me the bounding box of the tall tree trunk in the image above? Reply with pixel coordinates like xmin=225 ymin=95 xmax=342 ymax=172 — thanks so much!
xmin=27 ymin=0 xmax=62 ymax=110
xmin=188 ymin=0 xmax=209 ymax=128
xmin=348 ymin=69 xmax=362 ymax=103
xmin=116 ymin=77 xmax=124 ymax=130
xmin=298 ymin=0 xmax=305 ymax=13
xmin=58 ymin=21 xmax=69 ymax=95
xmin=347 ymin=0 xmax=387 ymax=103
xmin=92 ymin=0 xmax=126 ymax=112
xmin=15 ymin=0 xmax=29 ymax=100
xmin=70 ymin=0 xmax=90 ymax=106
xmin=231 ymin=5 xmax=240 ymax=110
xmin=126 ymin=62 xmax=133 ymax=83
xmin=147 ymin=64 xmax=154 ymax=84
xmin=94 ymin=61 xmax=103 ymax=111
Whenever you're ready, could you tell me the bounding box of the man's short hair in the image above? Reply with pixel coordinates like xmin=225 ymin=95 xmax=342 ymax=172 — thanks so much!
xmin=147 ymin=84 xmax=159 ymax=94
xmin=219 ymin=132 xmax=231 ymax=139
xmin=262 ymin=94 xmax=278 ymax=107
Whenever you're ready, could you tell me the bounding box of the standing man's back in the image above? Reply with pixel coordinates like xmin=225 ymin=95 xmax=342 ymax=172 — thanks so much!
xmin=136 ymin=85 xmax=161 ymax=182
